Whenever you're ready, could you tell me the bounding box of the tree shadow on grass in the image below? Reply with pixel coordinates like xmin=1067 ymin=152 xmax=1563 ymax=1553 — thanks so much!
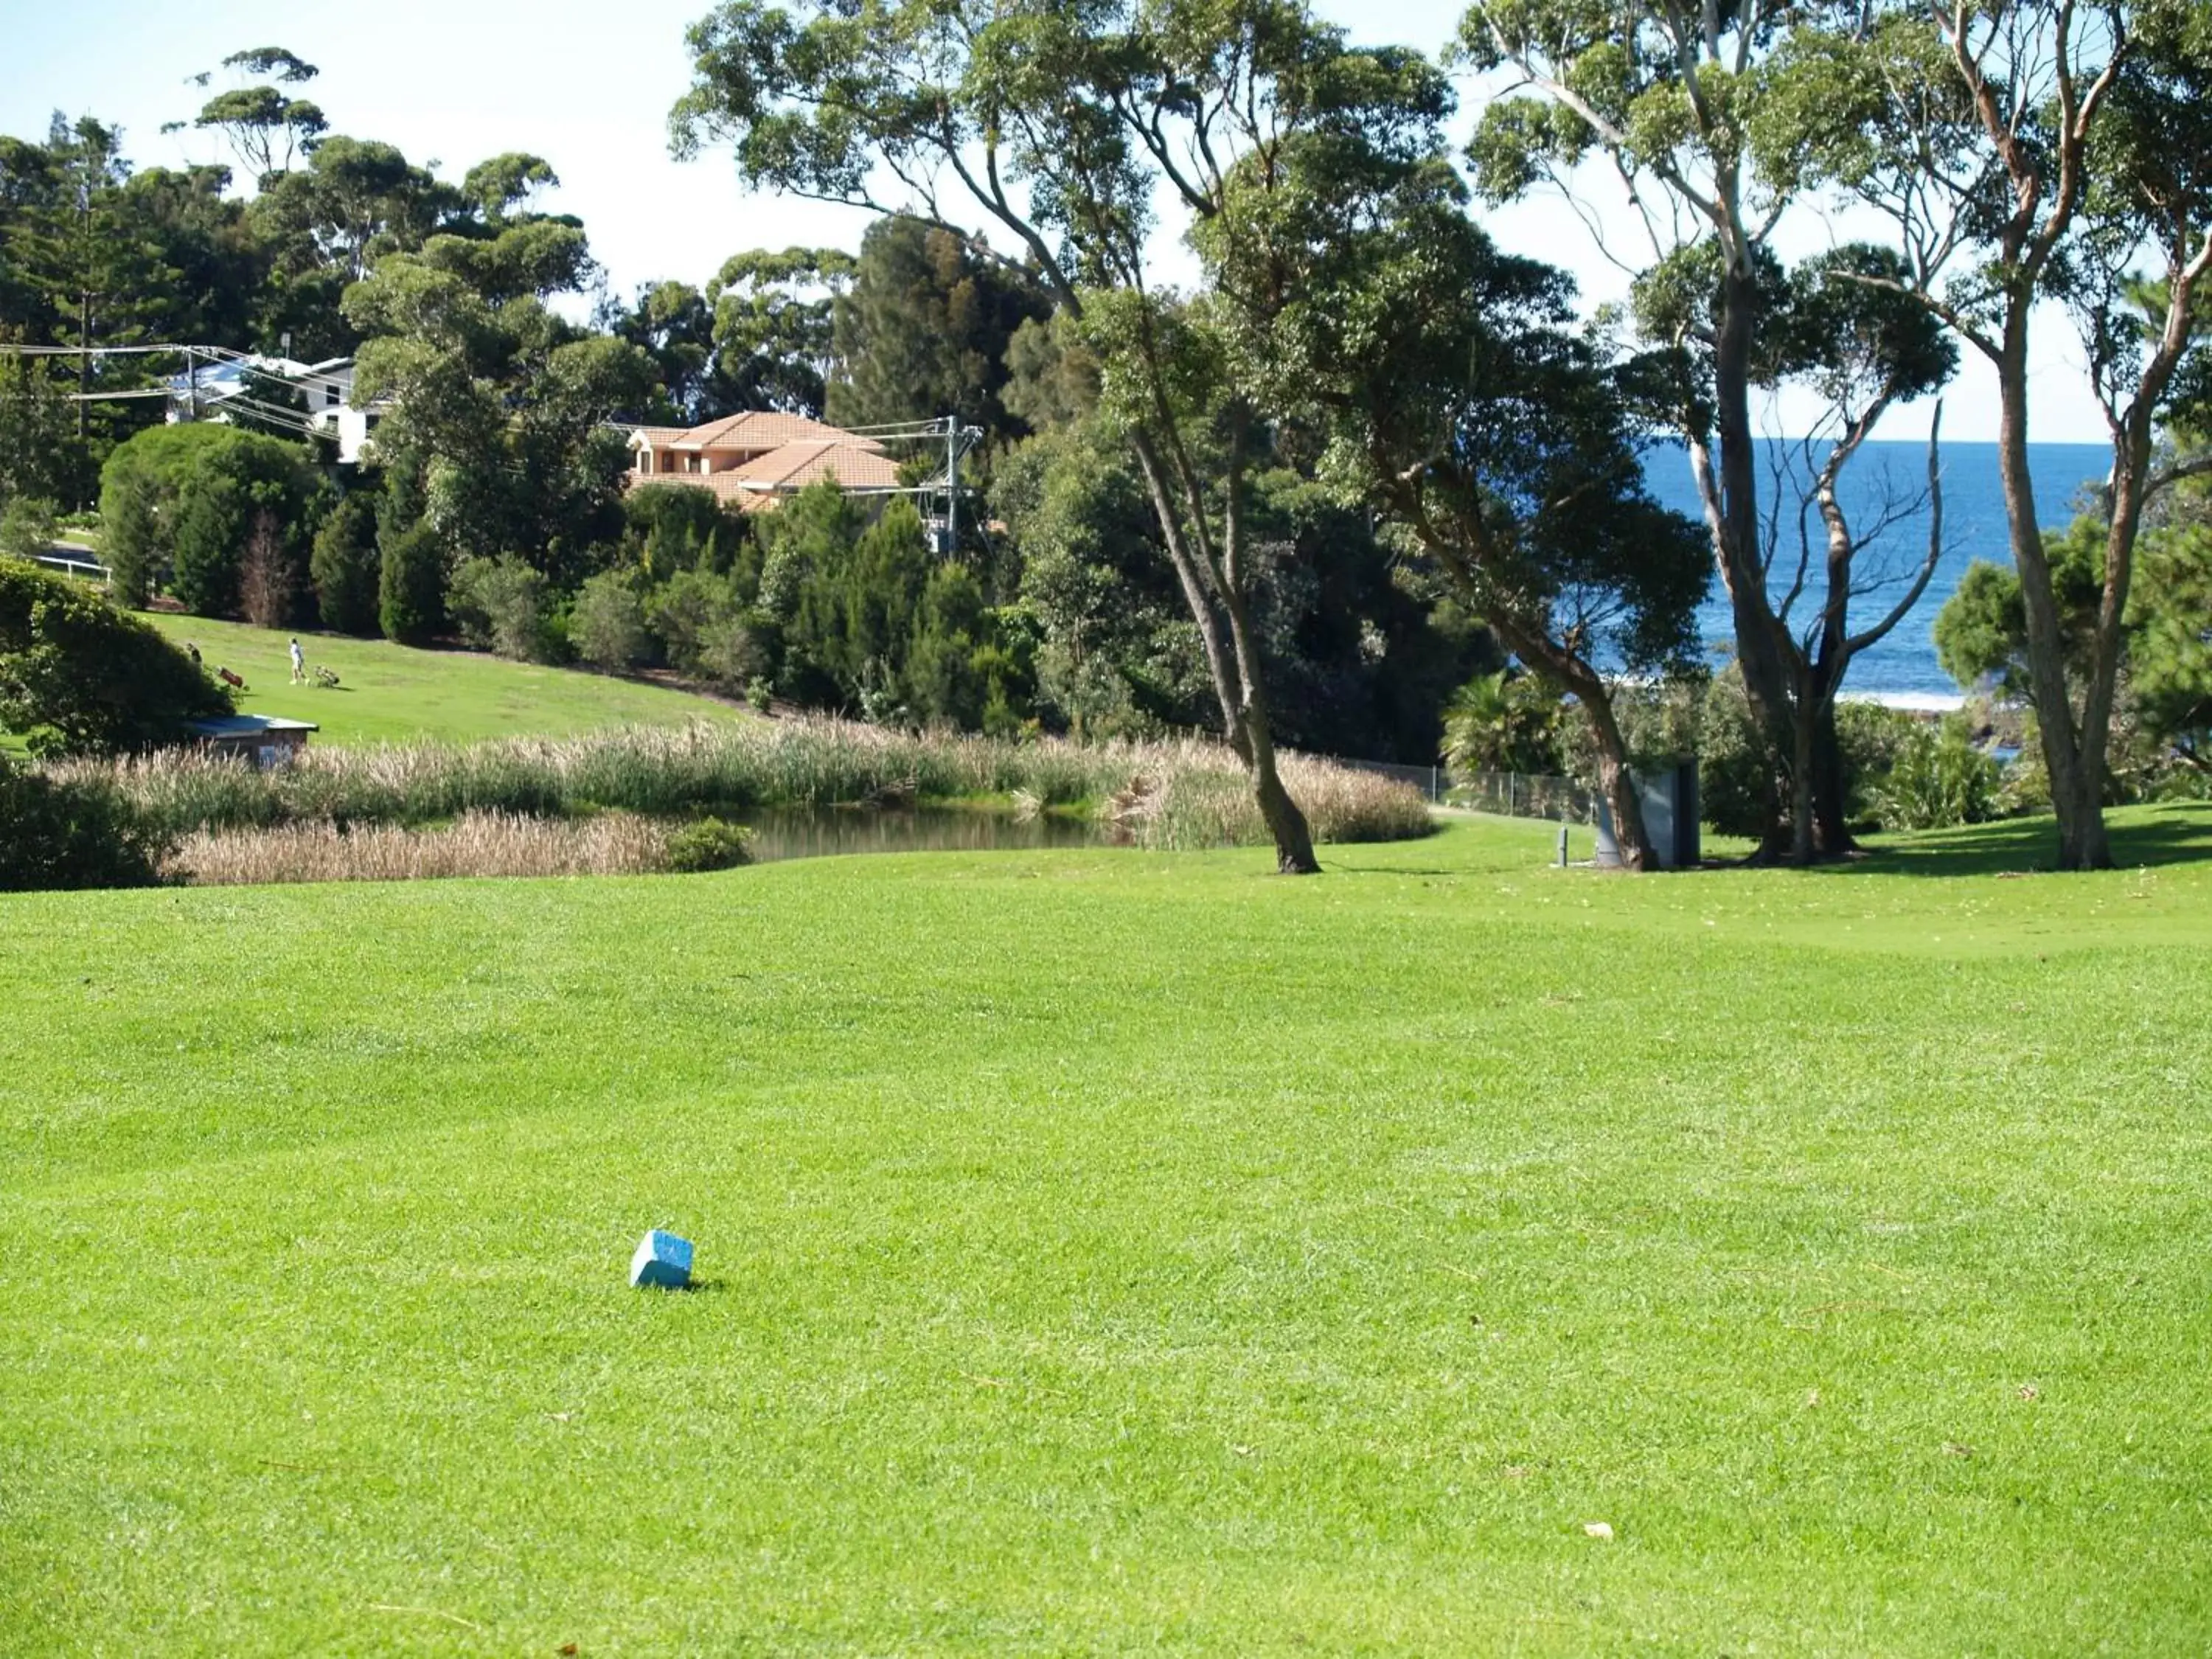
xmin=1815 ymin=803 xmax=2212 ymax=877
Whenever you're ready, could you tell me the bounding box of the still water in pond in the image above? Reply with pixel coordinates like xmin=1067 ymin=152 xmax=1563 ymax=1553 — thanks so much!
xmin=739 ymin=806 xmax=1103 ymax=863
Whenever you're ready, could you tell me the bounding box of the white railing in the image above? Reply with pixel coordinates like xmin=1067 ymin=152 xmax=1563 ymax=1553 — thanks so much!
xmin=32 ymin=552 xmax=111 ymax=583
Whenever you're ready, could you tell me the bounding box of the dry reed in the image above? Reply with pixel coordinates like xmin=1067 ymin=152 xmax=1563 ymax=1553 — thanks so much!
xmin=167 ymin=811 xmax=672 ymax=886
xmin=66 ymin=717 xmax=1433 ymax=855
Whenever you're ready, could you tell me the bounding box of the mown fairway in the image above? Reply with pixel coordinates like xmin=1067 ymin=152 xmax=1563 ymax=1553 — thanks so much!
xmin=4 ymin=809 xmax=2210 ymax=1654
xmin=140 ymin=613 xmax=746 ymax=747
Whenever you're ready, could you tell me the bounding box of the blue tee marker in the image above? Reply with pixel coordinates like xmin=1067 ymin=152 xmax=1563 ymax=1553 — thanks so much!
xmin=630 ymin=1230 xmax=694 ymax=1290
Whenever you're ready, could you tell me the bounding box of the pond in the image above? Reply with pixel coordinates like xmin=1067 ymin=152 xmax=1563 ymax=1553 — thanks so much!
xmin=739 ymin=805 xmax=1105 ymax=864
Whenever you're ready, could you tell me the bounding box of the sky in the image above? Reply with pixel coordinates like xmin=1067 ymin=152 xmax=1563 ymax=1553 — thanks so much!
xmin=0 ymin=0 xmax=2110 ymax=443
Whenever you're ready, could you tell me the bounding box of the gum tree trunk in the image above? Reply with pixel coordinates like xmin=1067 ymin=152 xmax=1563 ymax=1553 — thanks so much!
xmin=1496 ymin=618 xmax=1656 ymax=872
xmin=1996 ymin=330 xmax=2109 ymax=870
xmin=1691 ymin=259 xmax=1799 ymax=863
xmin=1127 ymin=420 xmax=1320 ymax=875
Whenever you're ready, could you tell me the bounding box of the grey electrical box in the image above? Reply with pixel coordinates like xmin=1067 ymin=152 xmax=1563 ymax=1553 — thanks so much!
xmin=1592 ymin=759 xmax=1700 ymax=869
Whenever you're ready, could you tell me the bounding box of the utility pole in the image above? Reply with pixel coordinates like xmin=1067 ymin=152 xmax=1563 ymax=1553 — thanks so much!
xmin=944 ymin=414 xmax=959 ymax=557
xmin=77 ymin=292 xmax=91 ymax=443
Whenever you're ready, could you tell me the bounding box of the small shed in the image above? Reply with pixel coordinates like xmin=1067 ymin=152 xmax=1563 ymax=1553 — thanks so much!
xmin=185 ymin=714 xmax=319 ymax=770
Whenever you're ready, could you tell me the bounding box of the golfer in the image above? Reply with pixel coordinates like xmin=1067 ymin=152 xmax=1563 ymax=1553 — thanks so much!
xmin=290 ymin=637 xmax=306 ymax=684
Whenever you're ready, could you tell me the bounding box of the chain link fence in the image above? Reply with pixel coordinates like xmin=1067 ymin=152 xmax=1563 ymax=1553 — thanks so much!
xmin=1446 ymin=770 xmax=1597 ymax=823
xmin=1323 ymin=757 xmax=1450 ymax=801
xmin=1320 ymin=757 xmax=1596 ymax=823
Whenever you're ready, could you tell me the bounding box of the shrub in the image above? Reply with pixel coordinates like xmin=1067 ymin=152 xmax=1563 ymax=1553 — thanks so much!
xmin=647 ymin=565 xmax=743 ymax=674
xmin=623 ymin=482 xmax=753 ymax=583
xmin=378 ymin=521 xmax=446 ymax=645
xmin=0 ymin=753 xmax=170 ymax=891
xmin=100 ymin=423 xmax=323 ymax=619
xmin=1441 ymin=669 xmax=1568 ymax=780
xmin=906 ymin=562 xmax=990 ymax=727
xmin=0 ymin=557 xmax=232 ymax=757
xmin=700 ymin=612 xmax=773 ymax=687
xmin=0 ymin=495 xmax=58 ymax=563
xmin=450 ymin=555 xmax=556 ymax=661
xmin=664 ymin=815 xmax=754 ymax=873
xmin=1873 ymin=714 xmax=2001 ymax=831
xmin=572 ymin=569 xmax=652 ymax=669
xmin=100 ymin=464 xmax=161 ymax=608
xmin=310 ymin=493 xmax=383 ymax=636
xmin=1830 ymin=700 xmax=1921 ymax=828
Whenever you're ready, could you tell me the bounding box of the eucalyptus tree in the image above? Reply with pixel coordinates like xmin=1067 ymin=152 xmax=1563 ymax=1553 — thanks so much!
xmin=674 ymin=0 xmax=1460 ymax=872
xmin=1749 ymin=246 xmax=1957 ymax=854
xmin=344 ymin=207 xmax=655 ymax=581
xmin=713 ymin=247 xmax=857 ymax=417
xmin=1455 ymin=0 xmax=1958 ymax=860
xmin=1456 ymin=0 xmax=1817 ymax=858
xmin=1752 ymin=0 xmax=2212 ymax=868
xmin=1200 ymin=132 xmax=1708 ymax=866
xmin=184 ymin=47 xmax=327 ymax=184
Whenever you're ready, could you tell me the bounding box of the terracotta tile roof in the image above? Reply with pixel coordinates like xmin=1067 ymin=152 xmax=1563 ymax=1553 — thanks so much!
xmin=663 ymin=411 xmax=886 ymax=454
xmin=629 ymin=425 xmax=689 ymax=447
xmin=722 ymin=440 xmax=904 ymax=490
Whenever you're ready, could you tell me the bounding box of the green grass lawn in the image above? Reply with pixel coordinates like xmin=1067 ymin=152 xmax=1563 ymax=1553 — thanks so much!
xmin=4 ymin=807 xmax=2211 ymax=1654
xmin=141 ymin=613 xmax=747 ymax=747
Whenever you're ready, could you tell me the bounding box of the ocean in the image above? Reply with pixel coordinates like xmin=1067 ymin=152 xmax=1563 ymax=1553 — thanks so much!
xmin=1640 ymin=439 xmax=2113 ymax=703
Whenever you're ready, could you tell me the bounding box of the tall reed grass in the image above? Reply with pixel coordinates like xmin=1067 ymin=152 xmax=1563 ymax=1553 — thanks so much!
xmin=168 ymin=811 xmax=672 ymax=886
xmin=1107 ymin=753 xmax=1433 ymax=850
xmin=58 ymin=719 xmax=1433 ymax=852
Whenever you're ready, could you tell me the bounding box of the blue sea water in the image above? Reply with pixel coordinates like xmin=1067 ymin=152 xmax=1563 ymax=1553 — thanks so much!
xmin=1639 ymin=439 xmax=2113 ymax=700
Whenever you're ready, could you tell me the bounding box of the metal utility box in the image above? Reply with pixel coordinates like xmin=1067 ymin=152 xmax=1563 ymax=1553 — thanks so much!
xmin=1592 ymin=760 xmax=1700 ymax=869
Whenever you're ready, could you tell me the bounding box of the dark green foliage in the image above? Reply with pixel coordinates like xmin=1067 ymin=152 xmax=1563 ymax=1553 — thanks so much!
xmin=1935 ymin=520 xmax=2104 ymax=698
xmin=1941 ymin=508 xmax=2212 ymax=780
xmin=0 ymin=495 xmax=58 ymax=562
xmin=990 ymin=423 xmax=1205 ymax=739
xmin=100 ymin=462 xmax=161 ymax=608
xmin=378 ymin=521 xmax=445 ymax=645
xmin=344 ymin=215 xmax=657 ymax=582
xmin=571 ymin=569 xmax=651 ymax=669
xmin=787 ymin=499 xmax=932 ymax=710
xmin=309 ymin=492 xmax=381 ymax=635
xmin=0 ymin=118 xmax=177 ymax=505
xmin=647 ymin=566 xmax=745 ymax=676
xmin=827 ymin=217 xmax=1050 ymax=442
xmin=664 ymin=815 xmax=754 ymax=873
xmin=1874 ymin=714 xmax=2002 ymax=831
xmin=449 ymin=554 xmax=557 ymax=661
xmin=1599 ymin=672 xmax=1945 ymax=838
xmin=905 ymin=562 xmax=990 ymax=728
xmin=0 ymin=347 xmax=74 ymax=511
xmin=622 ymin=483 xmax=753 ymax=585
xmin=1442 ymin=671 xmax=1567 ymax=779
xmin=2132 ymin=524 xmax=2212 ymax=772
xmin=0 ymin=752 xmax=170 ymax=891
xmin=0 ymin=555 xmax=232 ymax=756
xmin=97 ymin=423 xmax=324 ymax=619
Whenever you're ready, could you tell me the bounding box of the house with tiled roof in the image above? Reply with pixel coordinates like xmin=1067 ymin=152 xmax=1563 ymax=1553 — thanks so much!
xmin=627 ymin=414 xmax=904 ymax=512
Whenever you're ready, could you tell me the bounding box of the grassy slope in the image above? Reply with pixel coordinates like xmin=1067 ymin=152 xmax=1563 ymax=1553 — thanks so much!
xmin=142 ymin=614 xmax=745 ymax=747
xmin=3 ymin=807 xmax=2210 ymax=1655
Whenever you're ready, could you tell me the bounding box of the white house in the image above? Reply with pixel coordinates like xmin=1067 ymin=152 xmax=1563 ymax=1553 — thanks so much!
xmin=167 ymin=353 xmax=386 ymax=464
